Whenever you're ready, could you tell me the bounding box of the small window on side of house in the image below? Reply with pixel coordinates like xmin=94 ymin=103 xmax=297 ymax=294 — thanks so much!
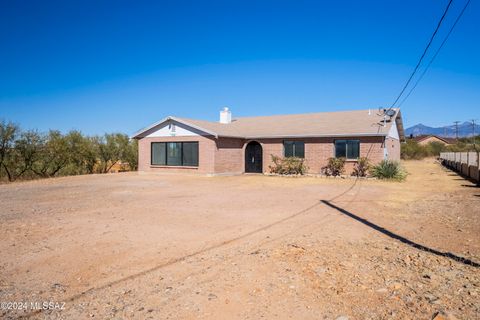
xmin=283 ymin=141 xmax=305 ymax=158
xmin=335 ymin=140 xmax=360 ymax=159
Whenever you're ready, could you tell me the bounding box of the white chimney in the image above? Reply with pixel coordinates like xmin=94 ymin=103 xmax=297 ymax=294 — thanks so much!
xmin=219 ymin=107 xmax=232 ymax=124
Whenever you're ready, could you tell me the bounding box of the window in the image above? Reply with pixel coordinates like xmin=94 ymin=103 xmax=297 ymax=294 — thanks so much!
xmin=167 ymin=142 xmax=182 ymax=166
xmin=151 ymin=142 xmax=199 ymax=166
xmin=283 ymin=141 xmax=305 ymax=158
xmin=182 ymin=142 xmax=199 ymax=166
xmin=335 ymin=140 xmax=360 ymax=159
xmin=151 ymin=142 xmax=166 ymax=165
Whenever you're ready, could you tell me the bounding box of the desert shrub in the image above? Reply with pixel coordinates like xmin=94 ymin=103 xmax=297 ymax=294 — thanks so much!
xmin=352 ymin=157 xmax=370 ymax=177
xmin=269 ymin=155 xmax=308 ymax=175
xmin=401 ymin=140 xmax=427 ymax=160
xmin=371 ymin=160 xmax=406 ymax=181
xmin=425 ymin=141 xmax=446 ymax=156
xmin=445 ymin=141 xmax=471 ymax=152
xmin=322 ymin=157 xmax=345 ymax=176
xmin=402 ymin=138 xmax=476 ymax=160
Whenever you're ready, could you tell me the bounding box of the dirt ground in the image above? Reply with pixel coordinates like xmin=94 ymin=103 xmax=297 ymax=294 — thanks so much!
xmin=0 ymin=159 xmax=479 ymax=320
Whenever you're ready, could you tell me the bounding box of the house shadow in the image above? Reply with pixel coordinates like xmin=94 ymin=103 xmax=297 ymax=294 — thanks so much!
xmin=320 ymin=200 xmax=480 ymax=268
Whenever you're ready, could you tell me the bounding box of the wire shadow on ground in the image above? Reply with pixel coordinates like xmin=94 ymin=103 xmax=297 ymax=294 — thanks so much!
xmin=320 ymin=200 xmax=480 ymax=268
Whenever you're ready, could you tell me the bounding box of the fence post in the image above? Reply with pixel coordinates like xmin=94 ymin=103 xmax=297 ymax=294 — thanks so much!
xmin=477 ymin=151 xmax=480 ymax=186
xmin=467 ymin=152 xmax=470 ymax=177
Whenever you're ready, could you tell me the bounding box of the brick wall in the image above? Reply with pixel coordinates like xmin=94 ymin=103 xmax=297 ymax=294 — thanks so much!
xmin=257 ymin=136 xmax=385 ymax=174
xmin=215 ymin=138 xmax=245 ymax=174
xmin=137 ymin=135 xmax=216 ymax=174
xmin=138 ymin=135 xmax=388 ymax=175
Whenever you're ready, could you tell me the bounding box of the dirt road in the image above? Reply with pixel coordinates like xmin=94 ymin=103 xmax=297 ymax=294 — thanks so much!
xmin=0 ymin=159 xmax=478 ymax=319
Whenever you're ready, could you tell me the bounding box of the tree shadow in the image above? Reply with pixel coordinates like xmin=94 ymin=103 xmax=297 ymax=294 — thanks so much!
xmin=320 ymin=200 xmax=480 ymax=268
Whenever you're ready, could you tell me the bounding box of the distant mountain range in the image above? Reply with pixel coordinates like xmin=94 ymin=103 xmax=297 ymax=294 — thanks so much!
xmin=405 ymin=122 xmax=480 ymax=138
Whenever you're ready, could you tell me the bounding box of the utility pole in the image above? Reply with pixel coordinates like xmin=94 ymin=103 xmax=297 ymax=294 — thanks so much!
xmin=453 ymin=121 xmax=460 ymax=140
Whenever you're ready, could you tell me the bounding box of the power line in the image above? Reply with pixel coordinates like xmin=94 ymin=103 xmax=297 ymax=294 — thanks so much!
xmin=388 ymin=0 xmax=454 ymax=110
xmin=398 ymin=0 xmax=472 ymax=107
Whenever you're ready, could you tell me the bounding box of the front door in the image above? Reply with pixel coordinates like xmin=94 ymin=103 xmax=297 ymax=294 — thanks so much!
xmin=245 ymin=141 xmax=263 ymax=173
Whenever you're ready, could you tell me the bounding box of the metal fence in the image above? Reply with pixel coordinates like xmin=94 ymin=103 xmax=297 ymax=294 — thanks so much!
xmin=439 ymin=152 xmax=480 ymax=182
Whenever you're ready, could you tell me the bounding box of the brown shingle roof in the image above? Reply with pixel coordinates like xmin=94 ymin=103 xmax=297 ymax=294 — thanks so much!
xmin=133 ymin=109 xmax=404 ymax=140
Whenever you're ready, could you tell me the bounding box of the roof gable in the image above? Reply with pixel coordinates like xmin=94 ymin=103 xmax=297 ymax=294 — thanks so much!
xmin=131 ymin=117 xmax=217 ymax=139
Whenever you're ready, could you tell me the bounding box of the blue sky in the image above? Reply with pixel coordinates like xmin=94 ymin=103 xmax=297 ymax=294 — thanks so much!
xmin=0 ymin=0 xmax=479 ymax=135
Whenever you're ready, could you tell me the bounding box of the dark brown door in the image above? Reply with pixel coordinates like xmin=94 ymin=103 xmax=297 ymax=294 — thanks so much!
xmin=245 ymin=141 xmax=263 ymax=173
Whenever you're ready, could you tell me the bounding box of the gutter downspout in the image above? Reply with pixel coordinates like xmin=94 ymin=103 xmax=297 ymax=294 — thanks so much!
xmin=383 ymin=136 xmax=388 ymax=160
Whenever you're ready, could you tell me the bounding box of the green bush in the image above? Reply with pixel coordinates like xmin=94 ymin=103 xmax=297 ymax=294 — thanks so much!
xmin=425 ymin=141 xmax=446 ymax=156
xmin=0 ymin=119 xmax=138 ymax=182
xmin=269 ymin=155 xmax=308 ymax=175
xmin=401 ymin=140 xmax=427 ymax=160
xmin=322 ymin=157 xmax=345 ymax=176
xmin=401 ymin=138 xmax=477 ymax=159
xmin=371 ymin=160 xmax=406 ymax=181
xmin=352 ymin=157 xmax=370 ymax=177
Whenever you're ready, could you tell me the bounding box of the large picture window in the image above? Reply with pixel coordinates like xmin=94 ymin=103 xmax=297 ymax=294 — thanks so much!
xmin=335 ymin=140 xmax=360 ymax=159
xmin=283 ymin=141 xmax=305 ymax=158
xmin=151 ymin=142 xmax=199 ymax=166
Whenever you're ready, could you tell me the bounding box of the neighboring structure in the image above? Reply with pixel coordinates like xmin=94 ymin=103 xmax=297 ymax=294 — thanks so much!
xmin=412 ymin=135 xmax=455 ymax=146
xmin=132 ymin=108 xmax=405 ymax=175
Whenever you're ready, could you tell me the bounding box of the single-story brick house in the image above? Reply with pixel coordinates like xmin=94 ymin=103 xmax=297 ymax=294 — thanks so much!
xmin=132 ymin=108 xmax=405 ymax=174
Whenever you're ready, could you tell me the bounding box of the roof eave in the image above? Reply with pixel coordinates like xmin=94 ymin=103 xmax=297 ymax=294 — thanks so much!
xmin=131 ymin=116 xmax=218 ymax=139
xmin=394 ymin=109 xmax=406 ymax=142
xmin=216 ymin=133 xmax=388 ymax=139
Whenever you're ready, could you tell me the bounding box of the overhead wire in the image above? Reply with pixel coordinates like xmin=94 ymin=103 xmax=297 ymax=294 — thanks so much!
xmin=387 ymin=0 xmax=454 ymax=110
xmin=398 ymin=0 xmax=472 ymax=107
